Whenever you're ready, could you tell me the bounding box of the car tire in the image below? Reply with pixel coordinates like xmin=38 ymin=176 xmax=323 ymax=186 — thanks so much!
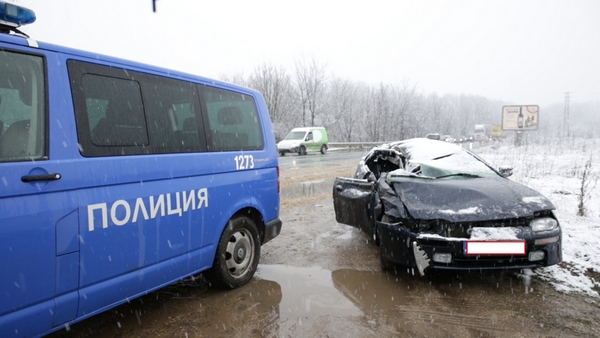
xmin=299 ymin=145 xmax=306 ymax=156
xmin=320 ymin=144 xmax=327 ymax=154
xmin=205 ymin=216 xmax=260 ymax=289
xmin=279 ymin=151 xmax=285 ymax=157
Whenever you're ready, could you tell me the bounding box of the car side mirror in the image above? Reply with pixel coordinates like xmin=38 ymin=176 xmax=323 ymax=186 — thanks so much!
xmin=499 ymin=165 xmax=513 ymax=177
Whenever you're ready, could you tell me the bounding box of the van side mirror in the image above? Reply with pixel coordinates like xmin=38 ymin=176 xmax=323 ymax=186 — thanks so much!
xmin=499 ymin=165 xmax=513 ymax=177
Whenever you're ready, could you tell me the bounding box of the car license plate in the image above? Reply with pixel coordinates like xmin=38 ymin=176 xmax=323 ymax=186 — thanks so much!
xmin=465 ymin=241 xmax=526 ymax=255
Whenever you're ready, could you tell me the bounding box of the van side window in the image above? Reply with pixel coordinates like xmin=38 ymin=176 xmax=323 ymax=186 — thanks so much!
xmin=69 ymin=60 xmax=206 ymax=156
xmin=203 ymin=86 xmax=264 ymax=151
xmin=83 ymin=74 xmax=148 ymax=147
xmin=0 ymin=50 xmax=46 ymax=162
xmin=141 ymin=76 xmax=205 ymax=153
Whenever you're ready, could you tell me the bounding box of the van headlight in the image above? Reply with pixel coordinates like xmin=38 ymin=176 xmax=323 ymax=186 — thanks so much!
xmin=530 ymin=218 xmax=558 ymax=232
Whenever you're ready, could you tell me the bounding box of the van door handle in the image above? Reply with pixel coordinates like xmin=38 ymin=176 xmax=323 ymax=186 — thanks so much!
xmin=21 ymin=173 xmax=62 ymax=182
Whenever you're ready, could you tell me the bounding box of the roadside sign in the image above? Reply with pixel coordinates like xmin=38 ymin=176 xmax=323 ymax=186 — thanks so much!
xmin=502 ymin=105 xmax=539 ymax=131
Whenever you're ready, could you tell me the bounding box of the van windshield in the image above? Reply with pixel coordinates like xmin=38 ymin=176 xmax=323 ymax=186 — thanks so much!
xmin=284 ymin=131 xmax=306 ymax=140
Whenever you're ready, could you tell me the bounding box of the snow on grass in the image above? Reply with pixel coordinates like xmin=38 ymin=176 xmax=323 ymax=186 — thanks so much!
xmin=477 ymin=137 xmax=600 ymax=297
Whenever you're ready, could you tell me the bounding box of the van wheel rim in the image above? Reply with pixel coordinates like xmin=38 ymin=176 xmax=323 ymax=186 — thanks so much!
xmin=225 ymin=229 xmax=254 ymax=278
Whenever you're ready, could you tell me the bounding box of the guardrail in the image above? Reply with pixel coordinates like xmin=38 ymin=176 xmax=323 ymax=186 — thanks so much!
xmin=328 ymin=141 xmax=479 ymax=151
xmin=328 ymin=142 xmax=386 ymax=149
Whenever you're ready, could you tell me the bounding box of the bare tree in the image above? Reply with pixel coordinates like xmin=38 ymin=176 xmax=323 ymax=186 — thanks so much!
xmin=327 ymin=78 xmax=361 ymax=141
xmin=247 ymin=62 xmax=294 ymax=138
xmin=362 ymin=86 xmax=381 ymax=141
xmin=577 ymin=158 xmax=598 ymax=217
xmin=218 ymin=71 xmax=248 ymax=87
xmin=293 ymin=56 xmax=328 ymax=127
xmin=391 ymin=81 xmax=417 ymax=139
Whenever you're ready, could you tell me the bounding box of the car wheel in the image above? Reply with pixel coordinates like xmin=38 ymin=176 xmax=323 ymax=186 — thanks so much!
xmin=205 ymin=216 xmax=260 ymax=289
xmin=298 ymin=145 xmax=306 ymax=156
xmin=279 ymin=151 xmax=285 ymax=157
xmin=320 ymin=144 xmax=327 ymax=154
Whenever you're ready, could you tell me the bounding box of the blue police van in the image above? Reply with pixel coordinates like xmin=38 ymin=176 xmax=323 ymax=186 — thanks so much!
xmin=0 ymin=3 xmax=281 ymax=337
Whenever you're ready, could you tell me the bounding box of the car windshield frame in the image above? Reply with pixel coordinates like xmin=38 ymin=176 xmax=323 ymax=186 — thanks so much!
xmin=378 ymin=139 xmax=503 ymax=182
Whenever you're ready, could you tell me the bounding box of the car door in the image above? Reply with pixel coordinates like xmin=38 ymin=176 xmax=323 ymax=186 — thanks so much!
xmin=303 ymin=131 xmax=317 ymax=151
xmin=332 ymin=177 xmax=376 ymax=233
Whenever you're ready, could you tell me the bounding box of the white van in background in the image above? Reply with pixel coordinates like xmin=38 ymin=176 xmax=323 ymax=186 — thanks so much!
xmin=277 ymin=127 xmax=328 ymax=156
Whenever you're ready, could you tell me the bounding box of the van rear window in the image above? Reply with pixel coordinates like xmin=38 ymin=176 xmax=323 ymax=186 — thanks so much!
xmin=203 ymin=86 xmax=264 ymax=151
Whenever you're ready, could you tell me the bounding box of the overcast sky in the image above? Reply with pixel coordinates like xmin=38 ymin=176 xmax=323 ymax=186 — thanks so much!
xmin=14 ymin=0 xmax=600 ymax=107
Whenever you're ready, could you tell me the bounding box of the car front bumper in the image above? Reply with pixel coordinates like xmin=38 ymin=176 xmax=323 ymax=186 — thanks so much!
xmin=277 ymin=146 xmax=299 ymax=153
xmin=378 ymin=221 xmax=562 ymax=274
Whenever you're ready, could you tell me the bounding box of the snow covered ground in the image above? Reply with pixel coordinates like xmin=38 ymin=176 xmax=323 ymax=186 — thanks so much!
xmin=476 ymin=137 xmax=600 ymax=297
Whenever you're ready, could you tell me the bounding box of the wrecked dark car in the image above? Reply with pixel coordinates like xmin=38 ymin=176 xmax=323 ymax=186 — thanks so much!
xmin=333 ymin=138 xmax=562 ymax=275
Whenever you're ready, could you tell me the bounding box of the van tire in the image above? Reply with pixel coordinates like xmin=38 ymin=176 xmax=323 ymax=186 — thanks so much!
xmin=205 ymin=216 xmax=260 ymax=289
xmin=320 ymin=144 xmax=327 ymax=154
xmin=299 ymin=145 xmax=307 ymax=156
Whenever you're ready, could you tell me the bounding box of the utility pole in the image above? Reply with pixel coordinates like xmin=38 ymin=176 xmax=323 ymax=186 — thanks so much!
xmin=563 ymin=92 xmax=570 ymax=138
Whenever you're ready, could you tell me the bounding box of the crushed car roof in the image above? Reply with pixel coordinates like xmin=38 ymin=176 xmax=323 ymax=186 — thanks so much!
xmin=368 ymin=138 xmax=556 ymax=222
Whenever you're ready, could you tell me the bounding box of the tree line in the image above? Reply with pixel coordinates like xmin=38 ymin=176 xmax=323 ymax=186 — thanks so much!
xmin=222 ymin=57 xmax=598 ymax=142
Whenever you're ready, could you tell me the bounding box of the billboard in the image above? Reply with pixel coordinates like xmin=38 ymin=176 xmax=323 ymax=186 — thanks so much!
xmin=502 ymin=105 xmax=539 ymax=131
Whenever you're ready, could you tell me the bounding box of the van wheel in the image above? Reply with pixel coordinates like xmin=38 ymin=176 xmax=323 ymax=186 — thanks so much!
xmin=320 ymin=144 xmax=327 ymax=154
xmin=205 ymin=216 xmax=260 ymax=289
xmin=299 ymin=145 xmax=307 ymax=156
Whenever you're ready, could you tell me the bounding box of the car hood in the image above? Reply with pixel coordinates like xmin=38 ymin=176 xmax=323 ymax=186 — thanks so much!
xmin=388 ymin=177 xmax=555 ymax=222
xmin=277 ymin=140 xmax=301 ymax=147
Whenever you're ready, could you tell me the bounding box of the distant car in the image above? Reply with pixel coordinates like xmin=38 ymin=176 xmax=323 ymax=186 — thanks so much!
xmin=442 ymin=134 xmax=454 ymax=143
xmin=333 ymin=138 xmax=562 ymax=275
xmin=277 ymin=127 xmax=328 ymax=156
xmin=474 ymin=133 xmax=490 ymax=142
xmin=425 ymin=133 xmax=441 ymax=140
xmin=462 ymin=134 xmax=474 ymax=143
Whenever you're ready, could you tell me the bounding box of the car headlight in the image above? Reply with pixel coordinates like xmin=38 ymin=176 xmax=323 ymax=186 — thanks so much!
xmin=530 ymin=217 xmax=558 ymax=232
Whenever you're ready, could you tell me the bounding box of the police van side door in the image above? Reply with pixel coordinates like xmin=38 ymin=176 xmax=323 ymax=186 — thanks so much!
xmin=0 ymin=47 xmax=79 ymax=336
xmin=332 ymin=177 xmax=376 ymax=234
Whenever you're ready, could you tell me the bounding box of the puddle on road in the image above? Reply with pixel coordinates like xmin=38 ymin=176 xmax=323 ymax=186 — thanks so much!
xmin=255 ymin=265 xmax=362 ymax=318
xmin=198 ymin=265 xmax=547 ymax=337
xmin=49 ymin=263 xmax=553 ymax=338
